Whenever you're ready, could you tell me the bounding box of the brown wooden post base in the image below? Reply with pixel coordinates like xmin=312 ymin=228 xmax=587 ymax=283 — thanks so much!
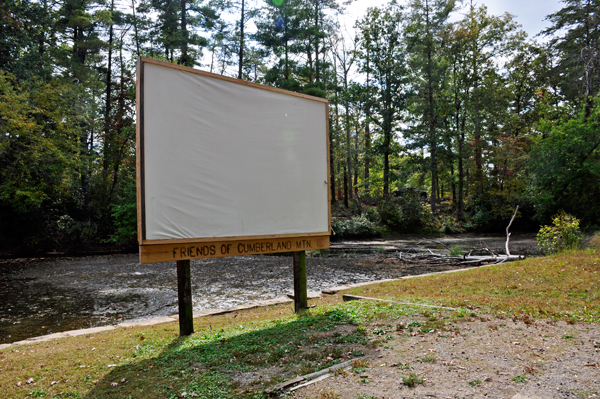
xmin=293 ymin=251 xmax=308 ymax=313
xmin=176 ymin=259 xmax=194 ymax=336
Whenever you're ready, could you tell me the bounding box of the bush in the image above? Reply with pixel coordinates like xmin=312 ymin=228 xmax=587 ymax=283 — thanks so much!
xmin=377 ymin=195 xmax=427 ymax=233
xmin=331 ymin=215 xmax=380 ymax=239
xmin=537 ymin=212 xmax=582 ymax=254
xmin=107 ymin=182 xmax=137 ymax=246
xmin=377 ymin=201 xmax=403 ymax=231
xmin=436 ymin=215 xmax=465 ymax=234
xmin=46 ymin=215 xmax=98 ymax=251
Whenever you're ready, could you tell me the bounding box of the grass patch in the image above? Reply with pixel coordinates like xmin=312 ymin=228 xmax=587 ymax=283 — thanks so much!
xmin=402 ymin=373 xmax=424 ymax=387
xmin=0 ymin=298 xmax=423 ymax=399
xmin=346 ymin=250 xmax=600 ymax=322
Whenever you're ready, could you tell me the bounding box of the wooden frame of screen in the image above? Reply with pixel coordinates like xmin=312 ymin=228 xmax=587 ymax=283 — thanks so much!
xmin=136 ymin=57 xmax=331 ymax=263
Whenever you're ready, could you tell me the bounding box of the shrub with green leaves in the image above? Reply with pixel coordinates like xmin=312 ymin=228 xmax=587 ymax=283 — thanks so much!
xmin=537 ymin=212 xmax=582 ymax=254
xmin=331 ymin=215 xmax=380 ymax=239
xmin=107 ymin=182 xmax=137 ymax=246
xmin=402 ymin=372 xmax=424 ymax=387
xmin=377 ymin=196 xmax=427 ymax=233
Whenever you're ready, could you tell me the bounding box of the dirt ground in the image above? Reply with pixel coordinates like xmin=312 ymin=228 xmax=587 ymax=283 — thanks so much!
xmin=290 ymin=310 xmax=600 ymax=399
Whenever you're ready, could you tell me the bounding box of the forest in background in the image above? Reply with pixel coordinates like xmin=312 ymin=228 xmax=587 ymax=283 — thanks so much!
xmin=1 ymin=0 xmax=599 ymax=253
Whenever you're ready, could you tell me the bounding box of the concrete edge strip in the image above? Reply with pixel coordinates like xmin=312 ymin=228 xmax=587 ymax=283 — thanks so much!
xmin=0 ymin=263 xmax=502 ymax=350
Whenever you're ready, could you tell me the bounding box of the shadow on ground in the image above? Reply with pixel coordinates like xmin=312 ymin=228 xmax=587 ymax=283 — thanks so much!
xmin=82 ymin=307 xmax=377 ymax=399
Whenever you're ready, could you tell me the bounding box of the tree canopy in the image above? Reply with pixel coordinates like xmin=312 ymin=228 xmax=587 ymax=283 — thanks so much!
xmin=2 ymin=0 xmax=600 ymax=253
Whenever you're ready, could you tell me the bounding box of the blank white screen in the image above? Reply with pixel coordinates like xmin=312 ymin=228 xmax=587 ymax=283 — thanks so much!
xmin=142 ymin=62 xmax=329 ymax=240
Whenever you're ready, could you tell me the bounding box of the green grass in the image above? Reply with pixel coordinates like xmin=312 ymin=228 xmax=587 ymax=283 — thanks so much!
xmin=347 ymin=249 xmax=600 ymax=322
xmin=402 ymin=372 xmax=424 ymax=387
xmin=0 ymin=299 xmax=423 ymax=399
xmin=2 ymin=249 xmax=600 ymax=398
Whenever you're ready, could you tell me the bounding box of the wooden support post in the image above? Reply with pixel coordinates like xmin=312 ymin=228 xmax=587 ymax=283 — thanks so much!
xmin=176 ymin=259 xmax=194 ymax=336
xmin=293 ymin=251 xmax=308 ymax=313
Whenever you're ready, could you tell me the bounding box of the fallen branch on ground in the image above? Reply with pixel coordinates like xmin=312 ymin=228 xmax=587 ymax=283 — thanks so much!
xmin=264 ymin=357 xmax=366 ymax=396
xmin=391 ymin=249 xmax=524 ymax=267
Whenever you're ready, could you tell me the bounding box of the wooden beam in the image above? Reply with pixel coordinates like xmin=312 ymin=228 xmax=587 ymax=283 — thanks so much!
xmin=293 ymin=251 xmax=307 ymax=313
xmin=176 ymin=259 xmax=194 ymax=336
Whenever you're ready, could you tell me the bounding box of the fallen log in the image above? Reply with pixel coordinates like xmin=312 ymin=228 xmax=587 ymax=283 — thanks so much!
xmin=389 ymin=251 xmax=525 ymax=267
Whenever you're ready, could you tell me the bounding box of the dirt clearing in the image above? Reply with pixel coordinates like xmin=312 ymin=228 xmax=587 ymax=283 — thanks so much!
xmin=290 ymin=305 xmax=600 ymax=399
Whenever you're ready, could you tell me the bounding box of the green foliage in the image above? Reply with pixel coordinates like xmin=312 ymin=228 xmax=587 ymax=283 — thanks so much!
xmin=377 ymin=201 xmax=403 ymax=230
xmin=402 ymin=372 xmax=424 ymax=387
xmin=355 ymin=2 xmax=409 ymax=197
xmin=467 ymin=192 xmax=525 ymax=233
xmin=0 ymin=71 xmax=84 ymax=250
xmin=537 ymin=212 xmax=582 ymax=254
xmin=47 ymin=216 xmax=98 ymax=251
xmin=449 ymin=245 xmax=463 ymax=256
xmin=544 ymin=0 xmax=600 ymax=104
xmin=107 ymin=182 xmax=137 ymax=246
xmin=528 ymin=99 xmax=600 ymax=227
xmin=512 ymin=374 xmax=527 ymax=383
xmin=331 ymin=215 xmax=380 ymax=240
xmin=2 ymin=0 xmax=600 ymax=254
xmin=436 ymin=215 xmax=466 ymax=234
xmin=377 ymin=196 xmax=428 ymax=233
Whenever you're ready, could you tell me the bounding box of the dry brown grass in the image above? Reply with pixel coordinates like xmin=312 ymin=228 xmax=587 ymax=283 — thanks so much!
xmin=348 ymin=249 xmax=600 ymax=322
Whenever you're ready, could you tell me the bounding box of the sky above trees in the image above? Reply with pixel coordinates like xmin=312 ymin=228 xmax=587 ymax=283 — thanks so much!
xmin=346 ymin=0 xmax=563 ymax=38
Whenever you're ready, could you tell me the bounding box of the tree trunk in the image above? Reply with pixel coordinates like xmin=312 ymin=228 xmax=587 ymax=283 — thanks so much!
xmin=330 ymin=117 xmax=336 ymax=205
xmin=284 ymin=21 xmax=289 ymax=80
xmin=465 ymin=167 xmax=470 ymax=199
xmin=238 ymin=0 xmax=244 ymax=79
xmin=180 ymin=0 xmax=189 ymax=66
xmin=343 ymin=165 xmax=349 ymax=208
xmin=450 ymin=163 xmax=456 ymax=203
xmin=103 ymin=0 xmax=114 ymax=174
xmin=425 ymin=1 xmax=437 ymax=214
xmin=343 ymin=74 xmax=353 ymax=199
xmin=314 ymin=0 xmax=320 ymax=83
xmin=354 ymin=120 xmax=359 ymax=197
xmin=337 ymin=160 xmax=342 ymax=201
xmin=131 ymin=0 xmax=141 ymax=57
xmin=364 ymin=121 xmax=370 ymax=196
